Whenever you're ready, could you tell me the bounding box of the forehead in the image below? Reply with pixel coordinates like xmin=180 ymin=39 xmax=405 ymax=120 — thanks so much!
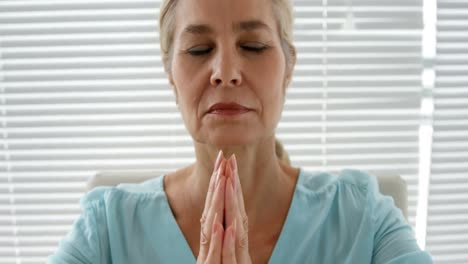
xmin=174 ymin=0 xmax=276 ymax=35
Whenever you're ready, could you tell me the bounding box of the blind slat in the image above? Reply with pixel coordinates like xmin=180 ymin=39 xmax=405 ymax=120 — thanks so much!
xmin=0 ymin=0 xmax=431 ymax=263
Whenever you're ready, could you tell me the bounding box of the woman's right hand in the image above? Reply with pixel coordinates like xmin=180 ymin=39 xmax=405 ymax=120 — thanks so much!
xmin=197 ymin=150 xmax=227 ymax=264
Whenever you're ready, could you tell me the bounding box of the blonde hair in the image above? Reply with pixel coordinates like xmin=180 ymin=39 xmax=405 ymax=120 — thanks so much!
xmin=158 ymin=0 xmax=294 ymax=164
xmin=275 ymin=138 xmax=290 ymax=164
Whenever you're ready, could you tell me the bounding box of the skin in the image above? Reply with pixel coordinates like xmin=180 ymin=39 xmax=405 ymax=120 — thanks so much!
xmin=163 ymin=0 xmax=300 ymax=263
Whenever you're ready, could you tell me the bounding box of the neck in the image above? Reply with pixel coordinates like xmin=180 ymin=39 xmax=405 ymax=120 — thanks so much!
xmin=187 ymin=136 xmax=294 ymax=225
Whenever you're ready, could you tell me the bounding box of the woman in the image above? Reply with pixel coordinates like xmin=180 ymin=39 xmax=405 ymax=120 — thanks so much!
xmin=48 ymin=0 xmax=433 ymax=263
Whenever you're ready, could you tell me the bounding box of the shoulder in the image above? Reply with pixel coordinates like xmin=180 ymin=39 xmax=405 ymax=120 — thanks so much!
xmin=80 ymin=174 xmax=166 ymax=209
xmin=298 ymin=168 xmax=377 ymax=196
xmin=297 ymin=168 xmax=381 ymax=218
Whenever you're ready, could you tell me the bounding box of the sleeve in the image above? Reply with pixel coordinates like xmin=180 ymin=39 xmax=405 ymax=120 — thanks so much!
xmin=368 ymin=175 xmax=434 ymax=264
xmin=47 ymin=196 xmax=104 ymax=264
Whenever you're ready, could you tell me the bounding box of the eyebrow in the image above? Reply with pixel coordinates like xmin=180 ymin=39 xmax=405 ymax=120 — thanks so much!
xmin=236 ymin=20 xmax=272 ymax=33
xmin=183 ymin=24 xmax=212 ymax=35
xmin=182 ymin=20 xmax=272 ymax=35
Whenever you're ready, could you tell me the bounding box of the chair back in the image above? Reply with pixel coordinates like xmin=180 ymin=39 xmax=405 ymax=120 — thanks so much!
xmin=87 ymin=170 xmax=408 ymax=220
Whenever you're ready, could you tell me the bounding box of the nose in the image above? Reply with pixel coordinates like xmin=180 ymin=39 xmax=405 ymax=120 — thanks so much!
xmin=210 ymin=47 xmax=242 ymax=87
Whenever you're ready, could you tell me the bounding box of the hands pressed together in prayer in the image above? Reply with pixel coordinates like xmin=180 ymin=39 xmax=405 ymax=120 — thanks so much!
xmin=197 ymin=151 xmax=253 ymax=264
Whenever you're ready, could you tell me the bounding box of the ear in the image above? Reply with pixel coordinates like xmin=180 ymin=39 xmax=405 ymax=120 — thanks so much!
xmin=173 ymin=89 xmax=179 ymax=105
xmin=168 ymin=70 xmax=174 ymax=86
xmin=287 ymin=47 xmax=297 ymax=79
xmin=167 ymin=73 xmax=179 ymax=105
xmin=283 ymin=54 xmax=296 ymax=92
xmin=283 ymin=69 xmax=293 ymax=93
xmin=173 ymin=87 xmax=179 ymax=106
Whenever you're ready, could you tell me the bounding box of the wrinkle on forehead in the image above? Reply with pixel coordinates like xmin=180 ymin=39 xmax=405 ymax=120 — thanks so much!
xmin=174 ymin=0 xmax=276 ymax=37
xmin=182 ymin=20 xmax=273 ymax=37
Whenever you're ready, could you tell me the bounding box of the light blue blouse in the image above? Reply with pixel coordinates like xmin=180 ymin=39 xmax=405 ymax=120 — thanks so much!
xmin=48 ymin=168 xmax=433 ymax=263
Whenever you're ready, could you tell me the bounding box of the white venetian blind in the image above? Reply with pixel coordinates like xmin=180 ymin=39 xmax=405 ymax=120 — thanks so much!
xmin=283 ymin=0 xmax=423 ymax=229
xmin=425 ymin=0 xmax=468 ymax=263
xmin=0 ymin=0 xmax=426 ymax=263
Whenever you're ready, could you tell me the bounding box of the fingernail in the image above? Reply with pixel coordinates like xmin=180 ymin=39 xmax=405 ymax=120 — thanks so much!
xmin=215 ymin=168 xmax=221 ymax=189
xmin=226 ymin=159 xmax=232 ymax=178
xmin=232 ymin=154 xmax=237 ymax=172
xmin=216 ymin=160 xmax=223 ymax=187
xmin=231 ymin=154 xmax=237 ymax=191
xmin=230 ymin=173 xmax=236 ymax=193
xmin=215 ymin=150 xmax=223 ymax=171
xmin=226 ymin=160 xmax=235 ymax=190
xmin=229 ymin=154 xmax=235 ymax=171
xmin=209 ymin=171 xmax=217 ymax=192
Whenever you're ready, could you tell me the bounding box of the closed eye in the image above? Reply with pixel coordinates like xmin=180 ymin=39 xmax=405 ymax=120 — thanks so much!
xmin=241 ymin=43 xmax=268 ymax=53
xmin=186 ymin=43 xmax=268 ymax=56
xmin=187 ymin=46 xmax=213 ymax=56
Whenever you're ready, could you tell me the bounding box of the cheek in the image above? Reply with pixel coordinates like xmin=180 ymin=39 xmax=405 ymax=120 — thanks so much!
xmin=173 ymin=55 xmax=198 ymax=77
xmin=250 ymin=53 xmax=286 ymax=110
xmin=249 ymin=49 xmax=286 ymax=85
xmin=260 ymin=61 xmax=286 ymax=129
xmin=171 ymin=56 xmax=209 ymax=123
xmin=173 ymin=57 xmax=199 ymax=97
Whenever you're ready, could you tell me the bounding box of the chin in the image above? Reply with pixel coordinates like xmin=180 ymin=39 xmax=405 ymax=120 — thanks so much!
xmin=204 ymin=129 xmax=260 ymax=147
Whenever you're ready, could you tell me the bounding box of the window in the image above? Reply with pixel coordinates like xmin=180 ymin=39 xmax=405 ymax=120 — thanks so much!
xmin=0 ymin=0 xmax=465 ymax=263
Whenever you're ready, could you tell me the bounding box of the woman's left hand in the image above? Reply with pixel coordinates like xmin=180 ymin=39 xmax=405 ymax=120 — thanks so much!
xmin=221 ymin=155 xmax=253 ymax=264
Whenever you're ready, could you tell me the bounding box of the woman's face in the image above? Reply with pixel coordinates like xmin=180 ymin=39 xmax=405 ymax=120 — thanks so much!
xmin=169 ymin=0 xmax=289 ymax=146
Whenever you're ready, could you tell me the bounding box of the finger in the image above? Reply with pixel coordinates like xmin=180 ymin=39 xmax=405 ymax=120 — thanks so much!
xmin=222 ymin=220 xmax=237 ymax=263
xmin=235 ymin=210 xmax=249 ymax=251
xmin=202 ymin=150 xmax=224 ymax=218
xmin=230 ymin=155 xmax=247 ymax=222
xmin=209 ymin=168 xmax=226 ymax=226
xmin=230 ymin=155 xmax=249 ymax=250
xmin=215 ymin=150 xmax=224 ymax=170
xmin=206 ymin=212 xmax=223 ymax=263
xmin=231 ymin=155 xmax=245 ymax=213
xmin=209 ymin=150 xmax=225 ymax=202
xmin=225 ymin=163 xmax=248 ymax=255
xmin=235 ymin=212 xmax=250 ymax=263
xmin=201 ymin=158 xmax=225 ymax=233
xmin=198 ymin=152 xmax=224 ymax=260
xmin=199 ymin=162 xmax=227 ymax=259
xmin=224 ymin=159 xmax=236 ymax=229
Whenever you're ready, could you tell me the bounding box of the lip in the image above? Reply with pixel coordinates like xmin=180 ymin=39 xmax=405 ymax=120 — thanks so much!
xmin=208 ymin=108 xmax=251 ymax=116
xmin=207 ymin=102 xmax=252 ymax=115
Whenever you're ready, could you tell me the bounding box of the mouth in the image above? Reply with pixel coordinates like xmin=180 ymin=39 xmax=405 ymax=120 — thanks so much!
xmin=206 ymin=102 xmax=253 ymax=116
xmin=208 ymin=108 xmax=251 ymax=115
